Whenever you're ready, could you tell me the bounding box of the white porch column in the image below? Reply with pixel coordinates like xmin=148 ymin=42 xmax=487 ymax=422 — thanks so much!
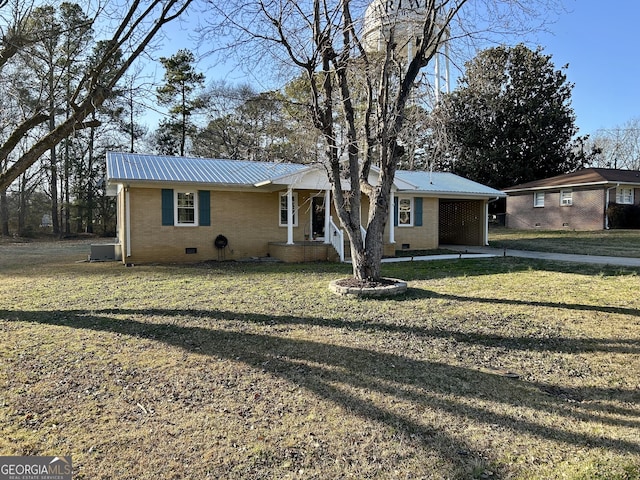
xmin=323 ymin=189 xmax=331 ymax=244
xmin=125 ymin=187 xmax=131 ymax=257
xmin=287 ymin=187 xmax=294 ymax=245
xmin=389 ymin=190 xmax=395 ymax=244
xmin=484 ymin=201 xmax=489 ymax=245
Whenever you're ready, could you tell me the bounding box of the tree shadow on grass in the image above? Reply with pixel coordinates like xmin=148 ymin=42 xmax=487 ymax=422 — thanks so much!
xmin=401 ymin=287 xmax=640 ymax=323
xmin=2 ymin=307 xmax=639 ymax=477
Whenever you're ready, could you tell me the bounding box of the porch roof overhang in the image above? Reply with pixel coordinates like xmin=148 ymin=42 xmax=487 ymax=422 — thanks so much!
xmin=254 ymin=166 xmax=351 ymax=191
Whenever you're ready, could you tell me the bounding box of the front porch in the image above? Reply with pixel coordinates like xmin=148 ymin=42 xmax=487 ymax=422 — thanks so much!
xmin=268 ymin=237 xmax=397 ymax=263
xmin=268 ymin=241 xmax=340 ymax=263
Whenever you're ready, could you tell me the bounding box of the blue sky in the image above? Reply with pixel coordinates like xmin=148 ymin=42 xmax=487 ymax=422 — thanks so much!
xmin=150 ymin=1 xmax=638 ymax=137
xmin=534 ymin=1 xmax=640 ymax=135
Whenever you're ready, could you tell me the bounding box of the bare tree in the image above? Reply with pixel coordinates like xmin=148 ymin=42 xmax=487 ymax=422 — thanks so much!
xmin=204 ymin=0 xmax=559 ymax=281
xmin=588 ymin=119 xmax=640 ymax=170
xmin=0 ymin=0 xmax=194 ymax=192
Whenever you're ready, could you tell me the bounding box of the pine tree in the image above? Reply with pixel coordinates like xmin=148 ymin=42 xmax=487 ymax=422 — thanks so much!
xmin=156 ymin=49 xmax=205 ymax=156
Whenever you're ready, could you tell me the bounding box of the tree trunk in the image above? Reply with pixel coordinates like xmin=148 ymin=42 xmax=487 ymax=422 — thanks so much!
xmin=50 ymin=150 xmax=59 ymax=235
xmin=64 ymin=144 xmax=70 ymax=234
xmin=86 ymin=117 xmax=96 ymax=233
xmin=0 ymin=188 xmax=9 ymax=236
xmin=18 ymin=174 xmax=27 ymax=236
xmin=350 ymin=232 xmax=384 ymax=280
xmin=180 ymin=84 xmax=187 ymax=156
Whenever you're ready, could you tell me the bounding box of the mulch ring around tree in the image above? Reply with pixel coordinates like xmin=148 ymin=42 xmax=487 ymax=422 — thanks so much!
xmin=328 ymin=277 xmax=407 ymax=297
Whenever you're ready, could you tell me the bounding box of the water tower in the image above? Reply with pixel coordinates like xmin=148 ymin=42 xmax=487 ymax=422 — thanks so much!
xmin=362 ymin=0 xmax=450 ymax=100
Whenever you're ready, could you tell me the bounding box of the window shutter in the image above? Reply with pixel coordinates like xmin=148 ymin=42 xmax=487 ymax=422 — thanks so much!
xmin=199 ymin=190 xmax=211 ymax=226
xmin=393 ymin=197 xmax=398 ymax=226
xmin=161 ymin=189 xmax=174 ymax=225
xmin=415 ymin=197 xmax=423 ymax=226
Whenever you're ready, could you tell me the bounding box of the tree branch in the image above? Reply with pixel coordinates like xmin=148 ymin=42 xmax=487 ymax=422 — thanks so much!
xmin=0 ymin=0 xmax=194 ymax=191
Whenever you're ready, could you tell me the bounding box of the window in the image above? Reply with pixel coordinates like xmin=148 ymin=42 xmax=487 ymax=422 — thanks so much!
xmin=162 ymin=189 xmax=210 ymax=226
xmin=176 ymin=191 xmax=198 ymax=226
xmin=279 ymin=192 xmax=298 ymax=226
xmin=533 ymin=192 xmax=545 ymax=207
xmin=398 ymin=197 xmax=413 ymax=226
xmin=560 ymin=189 xmax=573 ymax=206
xmin=616 ymin=187 xmax=634 ymax=204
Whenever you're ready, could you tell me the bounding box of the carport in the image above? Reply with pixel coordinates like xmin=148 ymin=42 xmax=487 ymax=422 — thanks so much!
xmin=439 ymin=199 xmax=487 ymax=245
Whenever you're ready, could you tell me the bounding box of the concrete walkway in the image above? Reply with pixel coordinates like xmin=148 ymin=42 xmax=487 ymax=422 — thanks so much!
xmin=441 ymin=245 xmax=640 ymax=268
xmin=380 ymin=252 xmax=498 ymax=263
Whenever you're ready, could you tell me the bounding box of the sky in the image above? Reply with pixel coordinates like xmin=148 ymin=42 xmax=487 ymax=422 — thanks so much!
xmin=534 ymin=0 xmax=640 ymax=136
xmin=148 ymin=0 xmax=640 ymax=138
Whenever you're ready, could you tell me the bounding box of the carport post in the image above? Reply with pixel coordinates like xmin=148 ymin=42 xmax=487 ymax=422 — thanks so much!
xmin=287 ymin=187 xmax=294 ymax=245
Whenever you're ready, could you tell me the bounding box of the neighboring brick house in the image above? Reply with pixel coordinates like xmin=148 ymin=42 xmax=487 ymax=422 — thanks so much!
xmin=105 ymin=152 xmax=504 ymax=264
xmin=504 ymin=168 xmax=640 ymax=230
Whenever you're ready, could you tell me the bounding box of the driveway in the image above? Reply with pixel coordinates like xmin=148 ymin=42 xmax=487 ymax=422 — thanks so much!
xmin=441 ymin=245 xmax=640 ymax=268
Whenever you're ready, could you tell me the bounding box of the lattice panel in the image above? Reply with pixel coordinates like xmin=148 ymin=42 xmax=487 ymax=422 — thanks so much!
xmin=439 ymin=201 xmax=483 ymax=245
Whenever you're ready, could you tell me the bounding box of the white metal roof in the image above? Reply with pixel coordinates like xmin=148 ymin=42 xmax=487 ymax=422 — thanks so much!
xmin=395 ymin=170 xmax=505 ymax=197
xmin=106 ymin=152 xmax=504 ymax=198
xmin=106 ymin=152 xmax=307 ymax=186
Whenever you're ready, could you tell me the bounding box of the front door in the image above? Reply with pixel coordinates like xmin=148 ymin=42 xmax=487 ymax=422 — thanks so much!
xmin=311 ymin=195 xmax=325 ymax=240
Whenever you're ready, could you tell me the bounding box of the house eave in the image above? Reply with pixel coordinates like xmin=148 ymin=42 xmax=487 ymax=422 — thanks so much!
xmin=107 ymin=178 xmax=262 ymax=192
xmin=396 ymin=190 xmax=506 ymax=199
xmin=504 ymin=181 xmax=609 ymax=193
xmin=503 ymin=179 xmax=640 ymax=193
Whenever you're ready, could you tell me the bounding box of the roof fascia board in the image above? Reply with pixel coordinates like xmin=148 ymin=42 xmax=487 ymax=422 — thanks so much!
xmin=436 ymin=193 xmax=505 ymax=199
xmin=107 ymin=178 xmax=347 ymax=193
xmin=504 ymin=180 xmax=612 ymax=193
xmin=396 ymin=191 xmax=505 ymax=199
xmin=108 ymin=179 xmax=263 ymax=192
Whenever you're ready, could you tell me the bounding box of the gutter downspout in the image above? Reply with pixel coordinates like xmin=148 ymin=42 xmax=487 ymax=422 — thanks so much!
xmin=605 ymin=184 xmax=619 ymax=230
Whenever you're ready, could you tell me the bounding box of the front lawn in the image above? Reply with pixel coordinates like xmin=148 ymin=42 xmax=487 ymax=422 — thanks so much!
xmin=489 ymin=227 xmax=640 ymax=257
xmin=1 ymin=240 xmax=639 ymax=479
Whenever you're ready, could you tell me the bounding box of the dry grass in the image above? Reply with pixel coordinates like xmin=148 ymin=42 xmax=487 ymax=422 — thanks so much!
xmin=489 ymin=228 xmax=640 ymax=257
xmin=1 ymin=239 xmax=639 ymax=479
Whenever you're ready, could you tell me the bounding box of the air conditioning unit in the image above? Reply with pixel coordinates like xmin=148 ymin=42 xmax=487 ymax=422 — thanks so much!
xmin=90 ymin=243 xmax=122 ymax=261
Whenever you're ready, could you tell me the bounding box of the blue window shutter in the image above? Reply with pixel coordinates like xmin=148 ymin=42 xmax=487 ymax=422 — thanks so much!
xmin=199 ymin=190 xmax=211 ymax=226
xmin=393 ymin=197 xmax=398 ymax=226
xmin=161 ymin=189 xmax=174 ymax=225
xmin=415 ymin=197 xmax=423 ymax=226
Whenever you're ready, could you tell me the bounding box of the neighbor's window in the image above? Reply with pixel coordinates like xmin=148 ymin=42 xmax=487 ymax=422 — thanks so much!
xmin=279 ymin=192 xmax=298 ymax=226
xmin=616 ymin=187 xmax=634 ymax=204
xmin=560 ymin=189 xmax=573 ymax=206
xmin=398 ymin=197 xmax=413 ymax=226
xmin=533 ymin=192 xmax=545 ymax=207
xmin=175 ymin=191 xmax=198 ymax=226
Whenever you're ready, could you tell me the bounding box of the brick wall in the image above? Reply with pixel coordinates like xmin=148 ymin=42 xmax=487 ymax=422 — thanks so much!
xmin=123 ymin=187 xmax=355 ymax=263
xmin=390 ymin=197 xmax=439 ymax=250
xmin=506 ymin=187 xmax=606 ymax=230
xmin=120 ymin=186 xmax=463 ymax=263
